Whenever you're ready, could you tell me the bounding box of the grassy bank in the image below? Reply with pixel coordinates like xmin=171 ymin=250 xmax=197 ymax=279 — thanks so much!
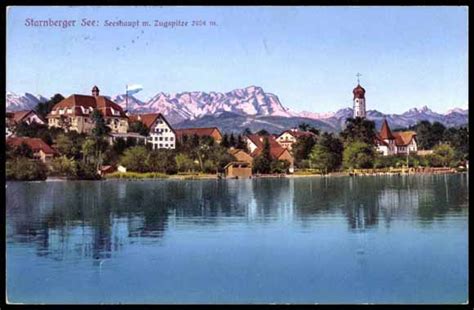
xmin=105 ymin=172 xmax=169 ymax=180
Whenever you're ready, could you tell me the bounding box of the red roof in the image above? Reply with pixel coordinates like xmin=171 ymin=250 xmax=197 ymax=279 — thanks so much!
xmin=6 ymin=110 xmax=44 ymax=125
xmin=175 ymin=127 xmax=222 ymax=139
xmin=7 ymin=137 xmax=58 ymax=155
xmin=353 ymin=84 xmax=366 ymax=99
xmin=246 ymin=134 xmax=287 ymax=159
xmin=47 ymin=95 xmax=127 ymax=118
xmin=393 ymin=131 xmax=416 ymax=146
xmin=379 ymin=119 xmax=395 ymax=140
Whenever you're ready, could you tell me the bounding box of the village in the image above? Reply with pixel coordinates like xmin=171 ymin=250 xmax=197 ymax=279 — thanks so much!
xmin=5 ymin=82 xmax=469 ymax=181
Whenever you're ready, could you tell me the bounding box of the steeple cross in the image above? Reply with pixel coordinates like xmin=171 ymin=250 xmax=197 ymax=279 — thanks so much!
xmin=356 ymin=72 xmax=362 ymax=84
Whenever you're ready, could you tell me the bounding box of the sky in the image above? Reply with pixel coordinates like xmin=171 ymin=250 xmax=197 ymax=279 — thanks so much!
xmin=6 ymin=6 xmax=468 ymax=114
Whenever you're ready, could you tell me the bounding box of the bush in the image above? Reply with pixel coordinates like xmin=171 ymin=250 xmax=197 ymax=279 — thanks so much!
xmin=50 ymin=156 xmax=78 ymax=177
xmin=147 ymin=149 xmax=178 ymax=174
xmin=6 ymin=158 xmax=48 ymax=181
xmin=76 ymin=162 xmax=101 ymax=180
xmin=203 ymin=159 xmax=217 ymax=173
xmin=343 ymin=142 xmax=376 ymax=170
xmin=120 ymin=146 xmax=149 ymax=172
xmin=175 ymin=154 xmax=195 ymax=172
xmin=271 ymin=160 xmax=290 ymax=173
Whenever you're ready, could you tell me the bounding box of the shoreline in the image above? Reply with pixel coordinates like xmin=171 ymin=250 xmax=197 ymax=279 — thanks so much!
xmin=7 ymin=169 xmax=465 ymax=183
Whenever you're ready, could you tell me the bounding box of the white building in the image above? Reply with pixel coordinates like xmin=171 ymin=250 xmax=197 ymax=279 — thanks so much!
xmin=375 ymin=119 xmax=418 ymax=156
xmin=128 ymin=113 xmax=176 ymax=150
xmin=275 ymin=128 xmax=316 ymax=151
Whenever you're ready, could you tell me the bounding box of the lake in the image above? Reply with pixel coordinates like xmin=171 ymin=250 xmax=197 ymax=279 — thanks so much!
xmin=6 ymin=174 xmax=468 ymax=304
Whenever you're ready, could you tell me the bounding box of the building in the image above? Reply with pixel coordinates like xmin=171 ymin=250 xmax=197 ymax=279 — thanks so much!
xmin=175 ymin=127 xmax=223 ymax=144
xmin=6 ymin=110 xmax=45 ymax=127
xmin=353 ymin=77 xmax=367 ymax=118
xmin=275 ymin=128 xmax=317 ymax=150
xmin=228 ymin=148 xmax=253 ymax=166
xmin=6 ymin=110 xmax=45 ymax=138
xmin=128 ymin=113 xmax=176 ymax=149
xmin=47 ymin=86 xmax=128 ymax=134
xmin=375 ymin=119 xmax=418 ymax=156
xmin=224 ymin=162 xmax=252 ymax=178
xmin=7 ymin=137 xmax=58 ymax=163
xmin=245 ymin=134 xmax=294 ymax=173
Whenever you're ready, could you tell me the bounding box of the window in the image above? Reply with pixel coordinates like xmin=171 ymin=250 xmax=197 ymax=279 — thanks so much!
xmin=159 ymin=137 xmax=163 ymax=141
xmin=159 ymin=144 xmax=163 ymax=147
xmin=170 ymin=137 xmax=174 ymax=141
xmin=165 ymin=144 xmax=168 ymax=147
xmin=165 ymin=137 xmax=168 ymax=141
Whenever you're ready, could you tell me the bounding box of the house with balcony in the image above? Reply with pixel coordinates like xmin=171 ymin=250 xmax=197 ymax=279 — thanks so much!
xmin=128 ymin=113 xmax=176 ymax=149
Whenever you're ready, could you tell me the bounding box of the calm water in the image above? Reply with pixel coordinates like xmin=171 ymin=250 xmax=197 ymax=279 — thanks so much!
xmin=6 ymin=174 xmax=468 ymax=304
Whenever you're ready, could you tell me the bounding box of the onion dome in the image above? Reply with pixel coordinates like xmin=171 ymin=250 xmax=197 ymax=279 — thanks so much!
xmin=353 ymin=84 xmax=366 ymax=99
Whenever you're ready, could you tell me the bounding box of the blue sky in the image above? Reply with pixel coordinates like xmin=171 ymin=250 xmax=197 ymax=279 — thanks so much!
xmin=7 ymin=6 xmax=468 ymax=114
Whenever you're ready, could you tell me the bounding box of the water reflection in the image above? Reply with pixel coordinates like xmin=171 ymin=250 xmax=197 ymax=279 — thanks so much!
xmin=6 ymin=174 xmax=468 ymax=265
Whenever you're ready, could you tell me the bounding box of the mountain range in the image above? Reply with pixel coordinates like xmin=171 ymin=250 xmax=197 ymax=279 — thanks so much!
xmin=6 ymin=86 xmax=468 ymax=133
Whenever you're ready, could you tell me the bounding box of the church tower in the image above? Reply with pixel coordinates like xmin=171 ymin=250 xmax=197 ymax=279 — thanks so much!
xmin=353 ymin=73 xmax=366 ymax=118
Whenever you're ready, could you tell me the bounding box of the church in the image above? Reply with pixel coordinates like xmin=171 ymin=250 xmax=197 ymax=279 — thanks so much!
xmin=351 ymin=75 xmax=418 ymax=156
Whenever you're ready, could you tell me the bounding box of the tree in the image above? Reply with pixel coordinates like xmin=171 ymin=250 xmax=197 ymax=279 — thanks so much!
xmin=51 ymin=156 xmax=78 ymax=177
xmin=242 ymin=128 xmax=252 ymax=136
xmin=236 ymin=134 xmax=248 ymax=151
xmin=415 ymin=120 xmax=446 ymax=150
xmin=54 ymin=134 xmax=76 ymax=158
xmin=318 ymin=132 xmax=344 ymax=170
xmin=443 ymin=126 xmax=469 ymax=160
xmin=91 ymin=109 xmax=111 ymax=171
xmin=12 ymin=142 xmax=34 ymax=158
xmin=221 ymin=133 xmax=230 ymax=148
xmin=309 ymin=145 xmax=333 ymax=174
xmin=298 ymin=122 xmax=320 ymax=136
xmin=175 ymin=154 xmax=195 ymax=172
xmin=229 ymin=133 xmax=236 ymax=147
xmin=433 ymin=143 xmax=455 ymax=167
xmin=343 ymin=141 xmax=376 ymax=170
xmin=147 ymin=149 xmax=178 ymax=174
xmin=81 ymin=138 xmax=96 ymax=164
xmin=35 ymin=94 xmax=65 ymax=119
xmin=120 ymin=146 xmax=149 ymax=172
xmin=256 ymin=129 xmax=270 ymax=136
xmin=340 ymin=117 xmax=376 ymax=145
xmin=252 ymin=137 xmax=273 ymax=173
xmin=271 ymin=160 xmax=290 ymax=173
xmin=292 ymin=135 xmax=317 ymax=165
xmin=298 ymin=123 xmax=310 ymax=131
xmin=6 ymin=157 xmax=48 ymax=181
xmin=128 ymin=121 xmax=150 ymax=136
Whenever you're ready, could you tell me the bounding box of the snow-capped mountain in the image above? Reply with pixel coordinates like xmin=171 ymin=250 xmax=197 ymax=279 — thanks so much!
xmin=5 ymin=86 xmax=468 ymax=133
xmin=6 ymin=92 xmax=48 ymax=111
xmin=113 ymin=86 xmax=294 ymax=123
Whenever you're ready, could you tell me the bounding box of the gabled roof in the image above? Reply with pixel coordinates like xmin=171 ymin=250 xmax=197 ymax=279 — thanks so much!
xmin=128 ymin=113 xmax=175 ymax=133
xmin=374 ymin=134 xmax=389 ymax=147
xmin=246 ymin=134 xmax=287 ymax=159
xmin=379 ymin=119 xmax=395 ymax=140
xmin=48 ymin=95 xmax=127 ymax=118
xmin=393 ymin=131 xmax=416 ymax=146
xmin=175 ymin=127 xmax=222 ymax=139
xmin=7 ymin=137 xmax=58 ymax=155
xmin=6 ymin=110 xmax=44 ymax=124
xmin=278 ymin=129 xmax=316 ymax=139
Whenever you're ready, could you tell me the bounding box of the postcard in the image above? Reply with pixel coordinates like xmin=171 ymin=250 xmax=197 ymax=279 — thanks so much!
xmin=5 ymin=6 xmax=469 ymax=305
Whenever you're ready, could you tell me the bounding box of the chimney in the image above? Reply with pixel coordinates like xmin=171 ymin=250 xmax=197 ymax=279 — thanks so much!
xmin=92 ymin=85 xmax=100 ymax=97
